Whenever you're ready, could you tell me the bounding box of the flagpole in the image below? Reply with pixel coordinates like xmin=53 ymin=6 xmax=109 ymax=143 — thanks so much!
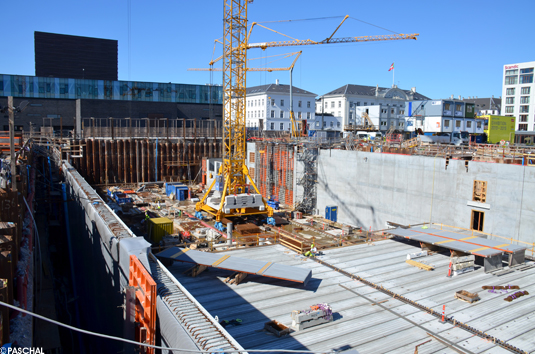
xmin=392 ymin=66 xmax=395 ymax=87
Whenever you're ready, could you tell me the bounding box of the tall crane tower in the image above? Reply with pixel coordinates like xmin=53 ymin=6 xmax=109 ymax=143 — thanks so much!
xmin=196 ymin=0 xmax=419 ymax=224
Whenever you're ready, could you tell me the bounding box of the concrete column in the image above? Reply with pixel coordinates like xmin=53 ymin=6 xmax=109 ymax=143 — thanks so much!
xmin=227 ymin=222 xmax=233 ymax=245
xmin=75 ymin=99 xmax=82 ymax=139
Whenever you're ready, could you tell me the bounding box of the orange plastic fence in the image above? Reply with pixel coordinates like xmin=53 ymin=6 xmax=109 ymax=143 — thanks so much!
xmin=129 ymin=255 xmax=157 ymax=354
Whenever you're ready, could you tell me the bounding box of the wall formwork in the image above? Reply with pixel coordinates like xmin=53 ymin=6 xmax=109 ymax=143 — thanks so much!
xmin=254 ymin=142 xmax=294 ymax=206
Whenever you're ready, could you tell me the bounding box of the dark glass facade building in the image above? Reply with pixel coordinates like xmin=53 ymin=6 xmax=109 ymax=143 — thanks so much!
xmin=35 ymin=31 xmax=118 ymax=81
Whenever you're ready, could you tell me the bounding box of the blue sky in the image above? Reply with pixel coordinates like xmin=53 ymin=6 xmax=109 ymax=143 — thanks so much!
xmin=1 ymin=0 xmax=534 ymax=99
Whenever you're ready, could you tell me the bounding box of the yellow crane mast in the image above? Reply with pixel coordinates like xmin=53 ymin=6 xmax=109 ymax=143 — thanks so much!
xmin=196 ymin=0 xmax=419 ymax=225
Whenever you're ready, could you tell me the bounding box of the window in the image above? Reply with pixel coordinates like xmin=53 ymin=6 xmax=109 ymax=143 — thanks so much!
xmin=444 ymin=120 xmax=450 ymax=128
xmin=519 ymin=123 xmax=528 ymax=131
xmin=270 ymin=122 xmax=274 ymax=130
xmin=270 ymin=110 xmax=274 ymax=118
xmin=521 ymin=87 xmax=530 ymax=95
xmin=323 ymin=121 xmax=326 ymax=127
xmin=520 ymin=105 xmax=529 ymax=113
xmin=262 ymin=99 xmax=264 ymax=106
xmin=391 ymin=109 xmax=395 ymax=114
xmin=505 ymin=106 xmax=514 ymax=113
xmin=521 ymin=96 xmax=530 ymax=104
xmin=279 ymin=123 xmax=284 ymax=130
xmin=338 ymin=111 xmax=341 ymax=117
xmin=506 ymin=97 xmax=515 ymax=104
xmin=521 ymin=68 xmax=534 ymax=74
xmin=400 ymin=110 xmax=404 ymax=115
xmin=298 ymin=112 xmax=302 ymax=118
xmin=349 ymin=101 xmax=353 ymax=108
xmin=271 ymin=99 xmax=275 ymax=106
xmin=337 ymin=122 xmax=341 ymax=127
xmin=471 ymin=210 xmax=484 ymax=231
xmin=280 ymin=99 xmax=284 ymax=106
xmin=356 ymin=102 xmax=360 ymax=106
xmin=398 ymin=122 xmax=404 ymax=127
xmin=444 ymin=103 xmax=451 ymax=110
xmin=506 ymin=69 xmax=519 ymax=75
xmin=338 ymin=101 xmax=341 ymax=108
xmin=249 ymin=152 xmax=255 ymax=163
xmin=505 ymin=76 xmax=518 ymax=85
xmin=298 ymin=101 xmax=302 ymax=108
xmin=364 ymin=102 xmax=367 ymax=106
xmin=381 ymin=109 xmax=387 ymax=113
xmin=307 ymin=101 xmax=311 ymax=108
xmin=520 ymin=74 xmax=533 ymax=84
xmin=330 ymin=102 xmax=334 ymax=108
xmin=324 ymin=102 xmax=328 ymax=108
xmin=467 ymin=121 xmax=472 ymax=128
xmin=476 ymin=121 xmax=482 ymax=129
xmin=307 ymin=112 xmax=311 ymax=119
xmin=280 ymin=111 xmax=284 ymax=118
xmin=349 ymin=112 xmax=353 ymax=119
xmin=380 ymin=121 xmax=387 ymax=126
xmin=330 ymin=122 xmax=334 ymax=127
xmin=455 ymin=120 xmax=461 ymax=128
xmin=520 ymin=115 xmax=528 ymax=122
xmin=506 ymin=88 xmax=515 ymax=95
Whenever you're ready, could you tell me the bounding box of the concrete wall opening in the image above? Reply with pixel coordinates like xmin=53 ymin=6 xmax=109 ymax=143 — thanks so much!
xmin=473 ymin=180 xmax=487 ymax=203
xmin=471 ymin=210 xmax=485 ymax=231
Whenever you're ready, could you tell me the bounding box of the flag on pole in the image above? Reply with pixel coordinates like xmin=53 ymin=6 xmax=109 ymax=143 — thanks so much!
xmin=388 ymin=63 xmax=394 ymax=71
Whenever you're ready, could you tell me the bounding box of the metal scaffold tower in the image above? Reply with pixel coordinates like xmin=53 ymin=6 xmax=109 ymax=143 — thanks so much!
xmin=295 ymin=144 xmax=318 ymax=214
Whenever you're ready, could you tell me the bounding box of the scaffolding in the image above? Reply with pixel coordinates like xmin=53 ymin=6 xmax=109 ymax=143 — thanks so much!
xmin=295 ymin=143 xmax=318 ymax=214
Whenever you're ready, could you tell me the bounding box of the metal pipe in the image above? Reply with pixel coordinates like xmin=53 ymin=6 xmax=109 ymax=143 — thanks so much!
xmin=141 ymin=140 xmax=146 ymax=183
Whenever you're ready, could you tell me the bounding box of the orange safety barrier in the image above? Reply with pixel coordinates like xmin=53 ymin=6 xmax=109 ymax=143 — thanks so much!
xmin=129 ymin=255 xmax=157 ymax=354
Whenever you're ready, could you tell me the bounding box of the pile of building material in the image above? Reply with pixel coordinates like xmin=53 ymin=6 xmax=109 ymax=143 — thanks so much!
xmin=452 ymin=255 xmax=475 ymax=276
xmin=291 ymin=303 xmax=333 ymax=331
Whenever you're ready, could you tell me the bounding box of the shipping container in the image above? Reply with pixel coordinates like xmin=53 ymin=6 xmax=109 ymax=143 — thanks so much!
xmin=465 ymin=103 xmax=475 ymax=118
xmin=481 ymin=115 xmax=516 ymax=143
xmin=325 ymin=205 xmax=337 ymax=222
xmin=454 ymin=102 xmax=465 ymax=117
xmin=165 ymin=182 xmax=189 ymax=201
xmin=147 ymin=217 xmax=173 ymax=243
xmin=464 ymin=119 xmax=475 ymax=133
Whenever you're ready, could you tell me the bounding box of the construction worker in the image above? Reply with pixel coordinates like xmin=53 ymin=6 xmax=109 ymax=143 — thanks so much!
xmin=145 ymin=211 xmax=150 ymax=221
xmin=305 ymin=243 xmax=317 ymax=257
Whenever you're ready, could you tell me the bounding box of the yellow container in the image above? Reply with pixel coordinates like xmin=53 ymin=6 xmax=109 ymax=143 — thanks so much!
xmin=147 ymin=217 xmax=173 ymax=243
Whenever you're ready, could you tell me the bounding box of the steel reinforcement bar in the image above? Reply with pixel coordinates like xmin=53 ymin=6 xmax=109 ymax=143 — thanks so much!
xmin=311 ymin=257 xmax=527 ymax=354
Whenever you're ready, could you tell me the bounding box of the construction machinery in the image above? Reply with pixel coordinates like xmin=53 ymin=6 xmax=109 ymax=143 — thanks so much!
xmin=196 ymin=0 xmax=419 ymax=223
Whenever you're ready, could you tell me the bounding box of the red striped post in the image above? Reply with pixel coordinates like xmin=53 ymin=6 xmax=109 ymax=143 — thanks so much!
xmin=448 ymin=261 xmax=452 ymax=277
xmin=441 ymin=305 xmax=445 ymax=322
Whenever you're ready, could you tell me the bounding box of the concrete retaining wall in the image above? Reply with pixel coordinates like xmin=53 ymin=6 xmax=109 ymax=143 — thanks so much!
xmin=313 ymin=150 xmax=535 ymax=244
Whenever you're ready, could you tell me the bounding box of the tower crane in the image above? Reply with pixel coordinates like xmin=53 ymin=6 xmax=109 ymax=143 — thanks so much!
xmin=196 ymin=0 xmax=419 ymax=225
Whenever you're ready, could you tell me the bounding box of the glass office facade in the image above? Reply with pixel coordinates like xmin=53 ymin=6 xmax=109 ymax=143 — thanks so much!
xmin=0 ymin=74 xmax=223 ymax=104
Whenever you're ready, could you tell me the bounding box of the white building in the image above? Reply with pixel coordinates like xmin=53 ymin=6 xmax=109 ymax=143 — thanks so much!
xmin=245 ymin=80 xmax=316 ymax=131
xmin=315 ymin=84 xmax=430 ymax=131
xmin=501 ymin=61 xmax=535 ymax=131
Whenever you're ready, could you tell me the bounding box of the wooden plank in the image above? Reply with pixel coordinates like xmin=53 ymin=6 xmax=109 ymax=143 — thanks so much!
xmin=405 ymin=259 xmax=434 ymax=271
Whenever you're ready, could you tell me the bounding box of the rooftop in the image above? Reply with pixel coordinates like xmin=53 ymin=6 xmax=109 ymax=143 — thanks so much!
xmin=323 ymin=84 xmax=431 ymax=101
xmin=165 ymin=241 xmax=535 ymax=353
xmin=246 ymin=83 xmax=317 ymax=96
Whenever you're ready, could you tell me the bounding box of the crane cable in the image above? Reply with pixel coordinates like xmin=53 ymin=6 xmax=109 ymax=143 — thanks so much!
xmin=256 ymin=15 xmax=400 ymax=35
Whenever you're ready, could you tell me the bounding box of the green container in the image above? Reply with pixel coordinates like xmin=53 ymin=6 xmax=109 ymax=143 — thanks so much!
xmin=147 ymin=217 xmax=173 ymax=243
xmin=465 ymin=103 xmax=475 ymax=118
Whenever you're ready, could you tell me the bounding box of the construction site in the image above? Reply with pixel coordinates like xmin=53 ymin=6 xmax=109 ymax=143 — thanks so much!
xmin=1 ymin=1 xmax=535 ymax=354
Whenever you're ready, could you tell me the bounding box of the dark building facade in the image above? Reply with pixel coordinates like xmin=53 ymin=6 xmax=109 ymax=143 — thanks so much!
xmin=35 ymin=31 xmax=118 ymax=81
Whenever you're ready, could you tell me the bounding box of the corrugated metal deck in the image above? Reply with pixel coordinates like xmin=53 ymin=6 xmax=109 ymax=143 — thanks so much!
xmin=165 ymin=241 xmax=535 ymax=354
xmin=388 ymin=227 xmax=525 ymax=256
xmin=156 ymin=247 xmax=312 ymax=285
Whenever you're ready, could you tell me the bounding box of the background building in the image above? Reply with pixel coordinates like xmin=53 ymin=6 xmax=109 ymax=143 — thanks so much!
xmin=245 ymin=81 xmax=316 ymax=132
xmin=502 ymin=61 xmax=534 ymax=131
xmin=462 ymin=97 xmax=501 ymax=116
xmin=35 ymin=31 xmax=118 ymax=81
xmin=1 ymin=31 xmax=223 ymax=133
xmin=316 ymin=84 xmax=430 ymax=131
